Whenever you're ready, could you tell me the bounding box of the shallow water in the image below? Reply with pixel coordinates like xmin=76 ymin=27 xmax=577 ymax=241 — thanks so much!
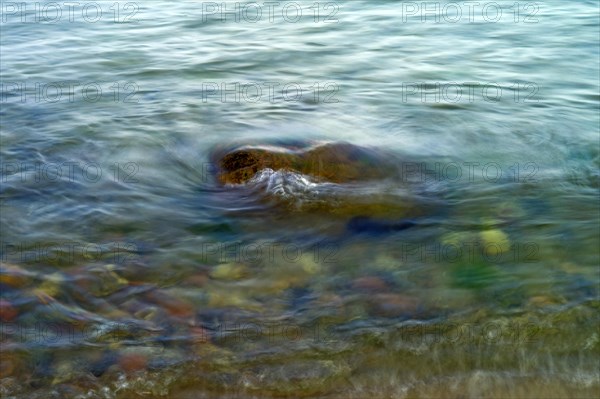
xmin=1 ymin=1 xmax=599 ymax=398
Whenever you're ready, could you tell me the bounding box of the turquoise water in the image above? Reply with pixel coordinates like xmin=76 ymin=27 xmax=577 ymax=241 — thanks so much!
xmin=1 ymin=1 xmax=599 ymax=398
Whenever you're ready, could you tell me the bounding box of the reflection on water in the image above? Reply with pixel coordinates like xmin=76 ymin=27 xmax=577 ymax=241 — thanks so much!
xmin=1 ymin=1 xmax=599 ymax=397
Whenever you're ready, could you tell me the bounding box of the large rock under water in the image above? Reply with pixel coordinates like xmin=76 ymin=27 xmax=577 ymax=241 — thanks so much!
xmin=210 ymin=141 xmax=430 ymax=223
xmin=212 ymin=142 xmax=396 ymax=185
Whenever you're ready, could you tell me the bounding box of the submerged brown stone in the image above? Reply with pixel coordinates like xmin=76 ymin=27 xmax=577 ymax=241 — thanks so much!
xmin=214 ymin=142 xmax=395 ymax=185
xmin=210 ymin=141 xmax=430 ymax=220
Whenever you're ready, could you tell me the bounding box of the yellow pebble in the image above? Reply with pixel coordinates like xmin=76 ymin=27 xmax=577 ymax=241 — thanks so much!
xmin=210 ymin=263 xmax=248 ymax=280
xmin=300 ymin=253 xmax=321 ymax=275
xmin=480 ymin=229 xmax=510 ymax=257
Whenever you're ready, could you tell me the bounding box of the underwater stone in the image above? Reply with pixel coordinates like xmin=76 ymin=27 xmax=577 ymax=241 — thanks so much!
xmin=0 ymin=299 xmax=18 ymax=322
xmin=0 ymin=355 xmax=17 ymax=378
xmin=479 ymin=229 xmax=511 ymax=257
xmin=368 ymin=293 xmax=421 ymax=318
xmin=352 ymin=276 xmax=389 ymax=293
xmin=210 ymin=263 xmax=248 ymax=280
xmin=213 ymin=142 xmax=396 ymax=185
xmin=0 ymin=263 xmax=32 ymax=288
xmin=118 ymin=353 xmax=148 ymax=374
xmin=82 ymin=265 xmax=128 ymax=297
xmin=210 ymin=142 xmax=428 ymax=221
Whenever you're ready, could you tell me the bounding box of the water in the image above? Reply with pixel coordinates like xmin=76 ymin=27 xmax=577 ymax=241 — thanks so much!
xmin=1 ymin=1 xmax=599 ymax=397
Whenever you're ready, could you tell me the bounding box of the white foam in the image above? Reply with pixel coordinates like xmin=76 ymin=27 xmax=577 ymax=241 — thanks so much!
xmin=248 ymin=168 xmax=326 ymax=199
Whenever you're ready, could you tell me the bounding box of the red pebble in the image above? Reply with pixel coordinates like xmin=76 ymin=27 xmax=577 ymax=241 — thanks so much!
xmin=118 ymin=353 xmax=147 ymax=373
xmin=0 ymin=299 xmax=18 ymax=322
xmin=370 ymin=294 xmax=420 ymax=318
xmin=187 ymin=273 xmax=209 ymax=287
xmin=190 ymin=326 xmax=210 ymax=344
xmin=0 ymin=358 xmax=15 ymax=378
xmin=145 ymin=291 xmax=194 ymax=319
xmin=352 ymin=276 xmax=389 ymax=292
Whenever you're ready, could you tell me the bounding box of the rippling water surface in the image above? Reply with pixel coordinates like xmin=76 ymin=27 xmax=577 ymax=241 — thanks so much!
xmin=1 ymin=1 xmax=599 ymax=398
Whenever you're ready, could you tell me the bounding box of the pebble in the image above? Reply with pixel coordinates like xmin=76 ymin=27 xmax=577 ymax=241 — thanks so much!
xmin=270 ymin=272 xmax=306 ymax=291
xmin=479 ymin=229 xmax=510 ymax=257
xmin=118 ymin=353 xmax=148 ymax=374
xmin=145 ymin=290 xmax=194 ymax=319
xmin=0 ymin=299 xmax=18 ymax=322
xmin=87 ymin=350 xmax=118 ymax=377
xmin=33 ymin=273 xmax=65 ymax=302
xmin=299 ymin=253 xmax=321 ymax=275
xmin=528 ymin=295 xmax=562 ymax=307
xmin=134 ymin=305 xmax=160 ymax=321
xmin=190 ymin=326 xmax=211 ymax=344
xmin=207 ymin=288 xmax=253 ymax=309
xmin=87 ymin=265 xmax=129 ymax=297
xmin=210 ymin=263 xmax=248 ymax=280
xmin=52 ymin=360 xmax=79 ymax=385
xmin=0 ymin=263 xmax=31 ymax=288
xmin=187 ymin=273 xmax=209 ymax=287
xmin=374 ymin=254 xmax=403 ymax=270
xmin=0 ymin=358 xmax=15 ymax=378
xmin=369 ymin=293 xmax=420 ymax=318
xmin=352 ymin=276 xmax=389 ymax=293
